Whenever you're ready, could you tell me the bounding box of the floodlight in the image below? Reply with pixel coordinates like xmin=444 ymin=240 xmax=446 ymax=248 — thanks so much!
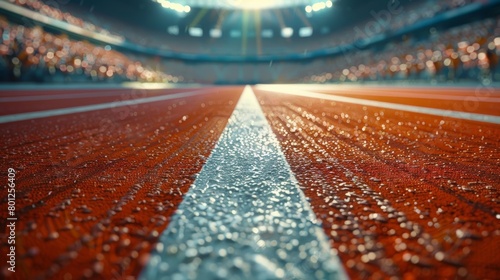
xmin=261 ymin=29 xmax=273 ymax=38
xmin=312 ymin=2 xmax=325 ymax=12
xmin=281 ymin=27 xmax=293 ymax=38
xmin=210 ymin=29 xmax=222 ymax=38
xmin=189 ymin=27 xmax=203 ymax=37
xmin=299 ymin=27 xmax=313 ymax=37
xmin=168 ymin=26 xmax=179 ymax=35
xmin=226 ymin=0 xmax=288 ymax=10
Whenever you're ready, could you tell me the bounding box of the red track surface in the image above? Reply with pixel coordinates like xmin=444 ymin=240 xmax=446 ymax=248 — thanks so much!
xmin=0 ymin=86 xmax=241 ymax=279
xmin=312 ymin=85 xmax=500 ymax=116
xmin=254 ymin=86 xmax=500 ymax=280
xmin=0 ymin=85 xmax=499 ymax=280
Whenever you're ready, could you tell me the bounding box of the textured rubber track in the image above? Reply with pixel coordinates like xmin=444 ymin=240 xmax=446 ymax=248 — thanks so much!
xmin=0 ymin=88 xmax=198 ymax=116
xmin=0 ymin=87 xmax=242 ymax=279
xmin=254 ymin=87 xmax=500 ymax=280
xmin=141 ymin=86 xmax=348 ymax=280
xmin=312 ymin=85 xmax=500 ymax=116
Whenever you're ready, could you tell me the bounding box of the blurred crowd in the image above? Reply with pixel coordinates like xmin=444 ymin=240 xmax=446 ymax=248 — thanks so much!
xmin=0 ymin=0 xmax=498 ymax=84
xmin=302 ymin=17 xmax=500 ymax=84
xmin=0 ymin=17 xmax=182 ymax=83
xmin=311 ymin=0 xmax=485 ymax=52
xmin=8 ymin=0 xmax=124 ymax=41
xmin=386 ymin=0 xmax=479 ymax=32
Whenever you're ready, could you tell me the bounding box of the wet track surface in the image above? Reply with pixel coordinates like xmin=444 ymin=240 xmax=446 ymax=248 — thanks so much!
xmin=0 ymin=87 xmax=205 ymax=117
xmin=142 ymin=87 xmax=346 ymax=280
xmin=1 ymin=84 xmax=499 ymax=280
xmin=0 ymin=86 xmax=241 ymax=279
xmin=312 ymin=86 xmax=500 ymax=117
xmin=254 ymin=86 xmax=500 ymax=279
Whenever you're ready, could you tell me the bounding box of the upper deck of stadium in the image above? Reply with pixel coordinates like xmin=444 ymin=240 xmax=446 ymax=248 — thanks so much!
xmin=0 ymin=1 xmax=499 ymax=280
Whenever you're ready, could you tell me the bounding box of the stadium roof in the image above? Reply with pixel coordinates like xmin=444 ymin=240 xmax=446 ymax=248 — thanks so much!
xmin=153 ymin=0 xmax=329 ymax=10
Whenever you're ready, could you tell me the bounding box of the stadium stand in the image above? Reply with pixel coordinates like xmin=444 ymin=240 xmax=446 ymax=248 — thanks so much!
xmin=300 ymin=16 xmax=500 ymax=84
xmin=5 ymin=0 xmax=494 ymax=55
xmin=0 ymin=17 xmax=182 ymax=83
xmin=8 ymin=0 xmax=123 ymax=40
xmin=1 ymin=2 xmax=500 ymax=280
xmin=0 ymin=0 xmax=499 ymax=84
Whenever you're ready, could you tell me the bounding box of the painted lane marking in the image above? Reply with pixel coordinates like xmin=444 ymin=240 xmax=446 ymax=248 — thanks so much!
xmin=268 ymin=83 xmax=500 ymax=93
xmin=140 ymin=86 xmax=348 ymax=280
xmin=256 ymin=85 xmax=500 ymax=125
xmin=0 ymin=82 xmax=206 ymax=91
xmin=311 ymin=89 xmax=500 ymax=103
xmin=0 ymin=89 xmax=213 ymax=124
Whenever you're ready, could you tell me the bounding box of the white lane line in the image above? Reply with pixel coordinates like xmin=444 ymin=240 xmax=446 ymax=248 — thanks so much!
xmin=0 ymin=90 xmax=134 ymax=102
xmin=310 ymin=89 xmax=500 ymax=102
xmin=256 ymin=85 xmax=500 ymax=125
xmin=0 ymin=89 xmax=212 ymax=124
xmin=140 ymin=86 xmax=348 ymax=280
xmin=267 ymin=83 xmax=500 ymax=92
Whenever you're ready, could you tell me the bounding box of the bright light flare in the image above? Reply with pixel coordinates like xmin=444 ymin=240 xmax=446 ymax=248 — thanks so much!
xmin=154 ymin=0 xmax=329 ymax=10
xmin=155 ymin=0 xmax=190 ymax=13
xmin=210 ymin=29 xmax=222 ymax=38
xmin=312 ymin=2 xmax=325 ymax=11
xmin=225 ymin=0 xmax=298 ymax=10
xmin=305 ymin=0 xmax=333 ymax=13
xmin=281 ymin=27 xmax=293 ymax=38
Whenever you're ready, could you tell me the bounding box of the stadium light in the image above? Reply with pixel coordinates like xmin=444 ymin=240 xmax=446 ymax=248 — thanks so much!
xmin=230 ymin=0 xmax=272 ymax=10
xmin=281 ymin=27 xmax=293 ymax=38
xmin=312 ymin=2 xmax=325 ymax=11
xmin=153 ymin=0 xmax=328 ymax=10
xmin=167 ymin=25 xmax=179 ymax=35
xmin=299 ymin=27 xmax=313 ymax=37
xmin=305 ymin=0 xmax=333 ymax=13
xmin=261 ymin=29 xmax=273 ymax=38
xmin=210 ymin=29 xmax=222 ymax=38
xmin=230 ymin=30 xmax=242 ymax=38
xmin=188 ymin=27 xmax=203 ymax=37
xmin=225 ymin=0 xmax=310 ymax=10
xmin=154 ymin=0 xmax=191 ymax=13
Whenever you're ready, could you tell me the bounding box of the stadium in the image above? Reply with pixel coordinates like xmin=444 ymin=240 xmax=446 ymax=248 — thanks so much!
xmin=0 ymin=0 xmax=499 ymax=279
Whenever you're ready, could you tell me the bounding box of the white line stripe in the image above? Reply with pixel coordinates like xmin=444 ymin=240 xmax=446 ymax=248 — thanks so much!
xmin=256 ymin=85 xmax=500 ymax=125
xmin=140 ymin=86 xmax=348 ymax=280
xmin=0 ymin=89 xmax=212 ymax=124
xmin=260 ymin=83 xmax=500 ymax=91
xmin=0 ymin=90 xmax=132 ymax=102
xmin=310 ymin=88 xmax=500 ymax=103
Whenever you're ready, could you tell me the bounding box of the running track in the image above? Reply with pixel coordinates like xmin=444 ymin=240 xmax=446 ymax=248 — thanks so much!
xmin=0 ymin=84 xmax=499 ymax=279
